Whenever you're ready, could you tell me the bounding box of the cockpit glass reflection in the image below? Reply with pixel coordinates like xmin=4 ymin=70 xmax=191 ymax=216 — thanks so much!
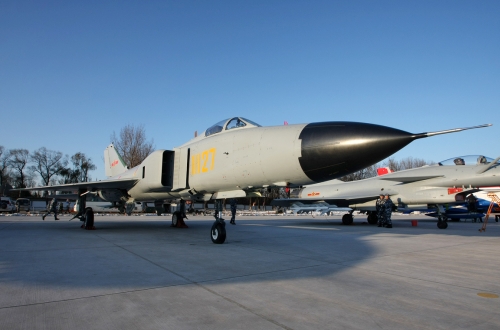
xmin=438 ymin=155 xmax=495 ymax=166
xmin=226 ymin=118 xmax=246 ymax=130
xmin=205 ymin=117 xmax=261 ymax=137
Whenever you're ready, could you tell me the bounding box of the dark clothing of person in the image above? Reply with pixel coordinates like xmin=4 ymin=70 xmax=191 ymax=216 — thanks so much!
xmin=376 ymin=198 xmax=385 ymax=226
xmin=466 ymin=194 xmax=481 ymax=222
xmin=43 ymin=199 xmax=59 ymax=220
xmin=383 ymin=198 xmax=394 ymax=226
xmin=230 ymin=198 xmax=237 ymax=224
xmin=466 ymin=195 xmax=478 ymax=213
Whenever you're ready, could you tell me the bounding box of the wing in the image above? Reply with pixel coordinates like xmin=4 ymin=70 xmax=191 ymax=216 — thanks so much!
xmin=19 ymin=178 xmax=139 ymax=192
xmin=378 ymin=175 xmax=444 ymax=183
xmin=271 ymin=194 xmax=379 ymax=208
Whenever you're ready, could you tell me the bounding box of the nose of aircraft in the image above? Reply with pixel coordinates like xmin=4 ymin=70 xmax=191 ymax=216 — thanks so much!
xmin=298 ymin=122 xmax=491 ymax=182
xmin=299 ymin=122 xmax=424 ymax=182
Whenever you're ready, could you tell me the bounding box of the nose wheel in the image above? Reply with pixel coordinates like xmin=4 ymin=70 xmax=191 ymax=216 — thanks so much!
xmin=211 ymin=199 xmax=227 ymax=244
xmin=437 ymin=216 xmax=448 ymax=229
xmin=211 ymin=221 xmax=226 ymax=244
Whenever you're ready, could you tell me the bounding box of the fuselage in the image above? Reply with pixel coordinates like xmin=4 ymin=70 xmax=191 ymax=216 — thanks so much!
xmin=98 ymin=118 xmax=491 ymax=204
xmin=111 ymin=117 xmax=425 ymax=202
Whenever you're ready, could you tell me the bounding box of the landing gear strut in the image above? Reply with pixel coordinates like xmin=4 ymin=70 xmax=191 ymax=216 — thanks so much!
xmin=211 ymin=199 xmax=226 ymax=244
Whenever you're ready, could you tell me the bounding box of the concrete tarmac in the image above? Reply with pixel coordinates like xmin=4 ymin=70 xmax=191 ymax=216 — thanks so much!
xmin=0 ymin=213 xmax=499 ymax=329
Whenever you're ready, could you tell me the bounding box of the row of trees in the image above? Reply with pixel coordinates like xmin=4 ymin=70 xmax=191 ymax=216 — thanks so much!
xmin=0 ymin=125 xmax=155 ymax=198
xmin=0 ymin=146 xmax=96 ymax=197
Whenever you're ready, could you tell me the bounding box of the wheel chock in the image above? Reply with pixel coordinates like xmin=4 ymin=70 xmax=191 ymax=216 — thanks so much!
xmin=176 ymin=217 xmax=188 ymax=228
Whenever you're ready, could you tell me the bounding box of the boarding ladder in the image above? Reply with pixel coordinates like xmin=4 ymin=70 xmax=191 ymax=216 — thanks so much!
xmin=478 ymin=192 xmax=500 ymax=232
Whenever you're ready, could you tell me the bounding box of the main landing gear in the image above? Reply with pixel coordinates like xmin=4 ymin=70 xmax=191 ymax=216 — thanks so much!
xmin=211 ymin=199 xmax=226 ymax=244
xmin=342 ymin=212 xmax=354 ymax=225
xmin=70 ymin=191 xmax=95 ymax=230
xmin=81 ymin=207 xmax=95 ymax=230
xmin=367 ymin=211 xmax=378 ymax=225
xmin=171 ymin=200 xmax=188 ymax=228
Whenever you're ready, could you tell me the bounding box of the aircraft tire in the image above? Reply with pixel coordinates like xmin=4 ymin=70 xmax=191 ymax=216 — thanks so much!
xmin=342 ymin=214 xmax=353 ymax=225
xmin=84 ymin=208 xmax=94 ymax=229
xmin=367 ymin=213 xmax=378 ymax=225
xmin=211 ymin=222 xmax=226 ymax=244
xmin=172 ymin=212 xmax=180 ymax=226
xmin=437 ymin=221 xmax=448 ymax=229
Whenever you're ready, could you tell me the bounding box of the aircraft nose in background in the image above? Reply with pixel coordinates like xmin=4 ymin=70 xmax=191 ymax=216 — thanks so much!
xmin=298 ymin=122 xmax=415 ymax=182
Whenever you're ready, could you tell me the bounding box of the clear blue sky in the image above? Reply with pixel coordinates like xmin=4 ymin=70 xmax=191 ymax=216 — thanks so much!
xmin=1 ymin=1 xmax=499 ymax=181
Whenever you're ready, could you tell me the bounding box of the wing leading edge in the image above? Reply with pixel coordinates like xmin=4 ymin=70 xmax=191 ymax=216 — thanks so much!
xmin=19 ymin=178 xmax=139 ymax=192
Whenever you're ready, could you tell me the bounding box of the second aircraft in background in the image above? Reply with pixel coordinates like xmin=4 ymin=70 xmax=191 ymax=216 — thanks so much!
xmin=272 ymin=155 xmax=500 ymax=229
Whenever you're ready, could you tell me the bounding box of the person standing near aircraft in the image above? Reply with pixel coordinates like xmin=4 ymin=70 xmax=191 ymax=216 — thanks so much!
xmin=376 ymin=194 xmax=385 ymax=227
xmin=65 ymin=199 xmax=70 ymax=214
xmin=384 ymin=194 xmax=394 ymax=228
xmin=42 ymin=198 xmax=59 ymax=220
xmin=466 ymin=194 xmax=481 ymax=222
xmin=230 ymin=198 xmax=237 ymax=225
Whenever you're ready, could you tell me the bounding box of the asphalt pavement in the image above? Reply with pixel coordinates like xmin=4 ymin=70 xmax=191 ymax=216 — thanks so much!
xmin=0 ymin=212 xmax=499 ymax=330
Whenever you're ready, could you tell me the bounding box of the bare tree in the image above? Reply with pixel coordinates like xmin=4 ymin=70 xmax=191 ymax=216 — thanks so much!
xmin=382 ymin=156 xmax=435 ymax=172
xmin=382 ymin=157 xmax=402 ymax=172
xmin=8 ymin=149 xmax=30 ymax=188
xmin=58 ymin=167 xmax=79 ymax=184
xmin=57 ymin=152 xmax=96 ymax=183
xmin=340 ymin=164 xmax=379 ymax=182
xmin=71 ymin=152 xmax=96 ymax=182
xmin=0 ymin=146 xmax=11 ymax=186
xmin=111 ymin=124 xmax=155 ymax=168
xmin=0 ymin=146 xmax=13 ymax=195
xmin=340 ymin=157 xmax=435 ymax=182
xmin=29 ymin=147 xmax=67 ymax=186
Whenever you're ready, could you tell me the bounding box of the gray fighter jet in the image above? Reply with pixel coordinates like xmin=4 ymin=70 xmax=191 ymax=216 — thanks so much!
xmin=20 ymin=117 xmax=491 ymax=243
xmin=272 ymin=154 xmax=500 ymax=229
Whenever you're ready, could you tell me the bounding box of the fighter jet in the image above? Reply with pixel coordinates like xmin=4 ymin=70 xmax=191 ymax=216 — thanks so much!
xmin=272 ymin=154 xmax=500 ymax=229
xmin=20 ymin=117 xmax=491 ymax=243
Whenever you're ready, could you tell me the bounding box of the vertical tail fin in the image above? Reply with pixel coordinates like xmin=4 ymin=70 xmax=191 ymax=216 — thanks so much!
xmin=104 ymin=144 xmax=128 ymax=177
xmin=377 ymin=167 xmax=393 ymax=176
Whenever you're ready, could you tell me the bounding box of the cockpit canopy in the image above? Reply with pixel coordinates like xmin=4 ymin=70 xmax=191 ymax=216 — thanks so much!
xmin=438 ymin=155 xmax=497 ymax=166
xmin=205 ymin=117 xmax=261 ymax=137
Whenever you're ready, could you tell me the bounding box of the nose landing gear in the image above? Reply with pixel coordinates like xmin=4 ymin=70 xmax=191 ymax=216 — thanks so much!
xmin=211 ymin=200 xmax=226 ymax=244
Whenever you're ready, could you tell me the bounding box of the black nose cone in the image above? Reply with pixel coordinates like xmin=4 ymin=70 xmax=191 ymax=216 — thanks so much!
xmin=299 ymin=122 xmax=414 ymax=182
